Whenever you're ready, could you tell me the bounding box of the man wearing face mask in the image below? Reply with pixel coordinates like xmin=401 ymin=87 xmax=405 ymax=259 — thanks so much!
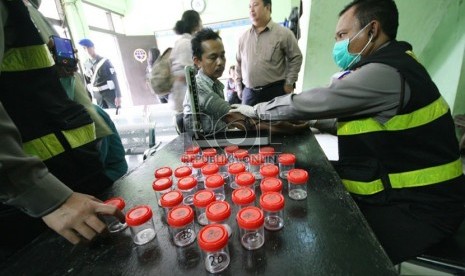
xmin=231 ymin=0 xmax=465 ymax=264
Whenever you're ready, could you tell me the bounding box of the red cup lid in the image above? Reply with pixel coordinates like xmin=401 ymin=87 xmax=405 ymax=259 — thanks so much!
xmin=287 ymin=169 xmax=309 ymax=184
xmin=259 ymin=164 xmax=279 ymax=177
xmin=154 ymin=167 xmax=172 ymax=178
xmin=125 ymin=205 xmax=153 ymax=226
xmin=224 ymin=145 xmax=239 ymax=154
xmin=278 ymin=153 xmax=296 ymax=165
xmin=233 ymin=149 xmax=249 ymax=159
xmin=160 ymin=190 xmax=183 ymax=207
xmin=192 ymin=157 xmax=207 ymax=169
xmin=228 ymin=162 xmax=246 ymax=174
xmin=174 ymin=166 xmax=192 ymax=178
xmin=104 ymin=197 xmax=125 ymax=210
xmin=177 ymin=176 xmax=197 ymax=190
xmin=236 ymin=206 xmax=264 ymax=230
xmin=260 ymin=177 xmax=283 ymax=193
xmin=232 ymin=187 xmax=256 ymax=205
xmin=260 ymin=192 xmax=285 ymax=211
xmin=259 ymin=146 xmax=275 ymax=156
xmin=181 ymin=154 xmax=196 ymax=163
xmin=202 ymin=148 xmax=217 ymax=157
xmin=186 ymin=145 xmax=200 ymax=154
xmin=214 ymin=154 xmax=228 ymax=166
xmin=249 ymin=154 xmax=263 ymax=165
xmin=152 ymin=177 xmax=173 ymax=191
xmin=193 ymin=190 xmax=216 ymax=207
xmin=235 ymin=172 xmax=255 ymax=186
xmin=167 ymin=205 xmax=194 ymax=227
xmin=206 ymin=201 xmax=231 ymax=222
xmin=198 ymin=224 xmax=229 ymax=252
xmin=201 ymin=163 xmax=219 ymax=176
xmin=205 ymin=174 xmax=224 ymax=188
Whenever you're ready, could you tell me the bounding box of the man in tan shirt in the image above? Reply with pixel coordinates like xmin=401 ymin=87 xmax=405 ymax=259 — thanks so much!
xmin=235 ymin=0 xmax=303 ymax=106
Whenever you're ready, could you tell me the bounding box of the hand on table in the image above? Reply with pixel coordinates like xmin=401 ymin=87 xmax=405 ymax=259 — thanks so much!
xmin=229 ymin=104 xmax=257 ymax=119
xmin=42 ymin=192 xmax=125 ymax=244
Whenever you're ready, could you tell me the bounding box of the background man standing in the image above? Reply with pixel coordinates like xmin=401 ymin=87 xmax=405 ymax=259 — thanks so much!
xmin=235 ymin=0 xmax=303 ymax=106
xmin=79 ymin=38 xmax=122 ymax=109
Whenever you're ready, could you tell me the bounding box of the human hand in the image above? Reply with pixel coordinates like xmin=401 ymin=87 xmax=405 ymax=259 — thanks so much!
xmin=284 ymin=84 xmax=294 ymax=94
xmin=42 ymin=192 xmax=125 ymax=244
xmin=115 ymin=97 xmax=122 ymax=108
xmin=47 ymin=38 xmax=79 ymax=78
xmin=229 ymin=104 xmax=257 ymax=118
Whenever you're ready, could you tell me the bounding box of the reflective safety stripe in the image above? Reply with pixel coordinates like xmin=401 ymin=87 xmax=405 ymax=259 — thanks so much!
xmin=61 ymin=123 xmax=96 ymax=149
xmin=23 ymin=134 xmax=65 ymax=161
xmin=1 ymin=45 xmax=55 ymax=72
xmin=342 ymin=158 xmax=464 ymax=195
xmin=23 ymin=123 xmax=96 ymax=160
xmin=338 ymin=97 xmax=449 ymax=136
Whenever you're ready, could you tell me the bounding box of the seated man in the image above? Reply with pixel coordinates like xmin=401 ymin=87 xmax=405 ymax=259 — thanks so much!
xmin=183 ymin=28 xmax=307 ymax=136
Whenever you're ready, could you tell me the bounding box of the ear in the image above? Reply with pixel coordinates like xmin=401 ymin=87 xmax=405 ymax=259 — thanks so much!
xmin=193 ymin=56 xmax=202 ymax=68
xmin=369 ymin=21 xmax=380 ymax=37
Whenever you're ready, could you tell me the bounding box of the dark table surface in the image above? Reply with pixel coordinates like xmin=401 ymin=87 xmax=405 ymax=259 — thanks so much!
xmin=1 ymin=131 xmax=397 ymax=275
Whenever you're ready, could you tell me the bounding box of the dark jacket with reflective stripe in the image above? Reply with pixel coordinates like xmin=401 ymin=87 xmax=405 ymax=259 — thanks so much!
xmin=335 ymin=41 xmax=465 ymax=211
xmin=0 ymin=1 xmax=110 ymax=195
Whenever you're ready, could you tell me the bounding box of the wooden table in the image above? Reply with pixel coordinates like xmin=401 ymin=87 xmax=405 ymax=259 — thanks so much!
xmin=0 ymin=131 xmax=397 ymax=275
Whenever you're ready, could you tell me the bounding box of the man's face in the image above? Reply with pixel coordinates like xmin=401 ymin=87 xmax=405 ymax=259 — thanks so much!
xmin=195 ymin=39 xmax=226 ymax=80
xmin=82 ymin=46 xmax=95 ymax=58
xmin=249 ymin=0 xmax=270 ymax=25
xmin=335 ymin=6 xmax=372 ymax=55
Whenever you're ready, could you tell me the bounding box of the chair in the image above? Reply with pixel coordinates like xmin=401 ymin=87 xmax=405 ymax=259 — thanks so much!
xmin=409 ymin=220 xmax=465 ymax=275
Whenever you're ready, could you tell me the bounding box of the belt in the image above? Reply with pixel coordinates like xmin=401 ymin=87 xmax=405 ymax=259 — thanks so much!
xmin=249 ymin=80 xmax=285 ymax=91
xmin=92 ymin=84 xmax=110 ymax=92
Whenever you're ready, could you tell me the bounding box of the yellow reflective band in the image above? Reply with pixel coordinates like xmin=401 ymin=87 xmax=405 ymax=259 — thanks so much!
xmin=23 ymin=134 xmax=65 ymax=161
xmin=342 ymin=178 xmax=384 ymax=195
xmin=62 ymin=123 xmax=96 ymax=149
xmin=1 ymin=45 xmax=54 ymax=72
xmin=405 ymin=50 xmax=420 ymax=63
xmin=342 ymin=158 xmax=463 ymax=195
xmin=389 ymin=158 xmax=463 ymax=188
xmin=338 ymin=97 xmax=449 ymax=135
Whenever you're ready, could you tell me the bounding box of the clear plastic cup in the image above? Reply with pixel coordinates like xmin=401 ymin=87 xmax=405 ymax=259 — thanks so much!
xmin=278 ymin=153 xmax=296 ymax=179
xmin=248 ymin=153 xmax=263 ymax=186
xmin=205 ymin=174 xmax=226 ymax=201
xmin=235 ymin=171 xmax=256 ymax=190
xmin=260 ymin=192 xmax=285 ymax=231
xmin=102 ymin=197 xmax=128 ymax=233
xmin=236 ymin=206 xmax=265 ymax=250
xmin=260 ymin=177 xmax=283 ymax=194
xmin=224 ymin=145 xmax=239 ymax=160
xmin=167 ymin=205 xmax=196 ymax=247
xmin=233 ymin=149 xmax=249 ymax=170
xmin=260 ymin=164 xmax=279 ymax=179
xmin=177 ymin=176 xmax=198 ymax=205
xmin=206 ymin=200 xmax=232 ymax=237
xmin=192 ymin=157 xmax=207 ymax=188
xmin=287 ymin=168 xmax=309 ymax=200
xmin=125 ymin=205 xmax=156 ymax=245
xmin=214 ymin=154 xmax=229 ymax=186
xmin=259 ymin=146 xmax=275 ymax=165
xmin=185 ymin=145 xmax=201 ymax=156
xmin=193 ymin=190 xmax=216 ymax=226
xmin=154 ymin=166 xmax=172 ymax=180
xmin=201 ymin=163 xmax=219 ymax=190
xmin=228 ymin=162 xmax=246 ymax=189
xmin=198 ymin=224 xmax=230 ymax=274
xmin=174 ymin=166 xmax=192 ymax=188
xmin=152 ymin=177 xmax=173 ymax=206
xmin=231 ymin=187 xmax=256 ymax=212
xmin=160 ymin=190 xmax=184 ymax=217
xmin=202 ymin=148 xmax=217 ymax=163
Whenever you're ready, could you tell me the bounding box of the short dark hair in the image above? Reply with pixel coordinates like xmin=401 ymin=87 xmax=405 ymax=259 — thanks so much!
xmin=191 ymin=28 xmax=221 ymax=59
xmin=173 ymin=10 xmax=202 ymax=35
xmin=263 ymin=0 xmax=272 ymax=13
xmin=339 ymin=0 xmax=398 ymax=39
